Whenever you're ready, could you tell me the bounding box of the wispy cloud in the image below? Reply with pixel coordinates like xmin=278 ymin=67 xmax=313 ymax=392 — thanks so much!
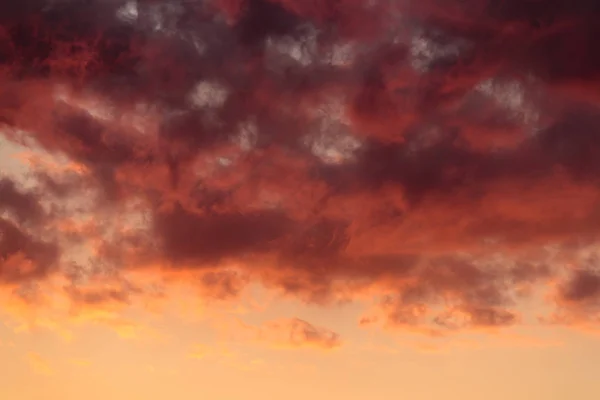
xmin=26 ymin=352 xmax=53 ymax=376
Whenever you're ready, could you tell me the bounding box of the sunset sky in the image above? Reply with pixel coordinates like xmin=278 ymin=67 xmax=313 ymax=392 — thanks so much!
xmin=2 ymin=1 xmax=600 ymax=399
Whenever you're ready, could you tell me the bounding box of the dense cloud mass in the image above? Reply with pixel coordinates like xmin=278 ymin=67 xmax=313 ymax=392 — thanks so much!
xmin=1 ymin=0 xmax=600 ymax=338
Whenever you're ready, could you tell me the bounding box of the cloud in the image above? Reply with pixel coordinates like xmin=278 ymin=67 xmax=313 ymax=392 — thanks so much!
xmin=215 ymin=317 xmax=342 ymax=350
xmin=258 ymin=318 xmax=342 ymax=350
xmin=546 ymin=263 xmax=600 ymax=328
xmin=0 ymin=218 xmax=60 ymax=284
xmin=0 ymin=178 xmax=45 ymax=223
xmin=69 ymin=358 xmax=91 ymax=367
xmin=0 ymin=0 xmax=600 ymax=338
xmin=188 ymin=343 xmax=236 ymax=360
xmin=26 ymin=352 xmax=53 ymax=376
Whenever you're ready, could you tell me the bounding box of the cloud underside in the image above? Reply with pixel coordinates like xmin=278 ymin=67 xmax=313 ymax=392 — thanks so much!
xmin=2 ymin=0 xmax=600 ymax=339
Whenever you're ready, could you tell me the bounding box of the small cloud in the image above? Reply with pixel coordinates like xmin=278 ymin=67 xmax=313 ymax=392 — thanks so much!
xmin=188 ymin=344 xmax=208 ymax=360
xmin=211 ymin=316 xmax=342 ymax=351
xmin=69 ymin=358 xmax=91 ymax=367
xmin=188 ymin=81 xmax=229 ymax=109
xmin=26 ymin=352 xmax=53 ymax=376
xmin=188 ymin=343 xmax=235 ymax=361
xmin=116 ymin=1 xmax=139 ymax=24
xmin=258 ymin=318 xmax=342 ymax=350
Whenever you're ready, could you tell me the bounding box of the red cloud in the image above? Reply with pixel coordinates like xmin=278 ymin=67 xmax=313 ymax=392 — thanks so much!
xmin=0 ymin=218 xmax=59 ymax=284
xmin=1 ymin=0 xmax=600 ymax=336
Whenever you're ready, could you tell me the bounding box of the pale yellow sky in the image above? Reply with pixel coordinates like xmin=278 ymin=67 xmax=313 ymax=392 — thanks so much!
xmin=2 ymin=298 xmax=600 ymax=400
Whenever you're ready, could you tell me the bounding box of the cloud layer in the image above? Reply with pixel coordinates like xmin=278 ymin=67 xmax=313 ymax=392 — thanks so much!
xmin=1 ymin=0 xmax=600 ymax=340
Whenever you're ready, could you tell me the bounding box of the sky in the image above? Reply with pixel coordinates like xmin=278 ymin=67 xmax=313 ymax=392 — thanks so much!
xmin=1 ymin=0 xmax=600 ymax=399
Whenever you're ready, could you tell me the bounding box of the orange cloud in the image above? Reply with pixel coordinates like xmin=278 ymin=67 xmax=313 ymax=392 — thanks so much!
xmin=213 ymin=317 xmax=342 ymax=350
xmin=69 ymin=358 xmax=91 ymax=367
xmin=26 ymin=352 xmax=53 ymax=376
xmin=258 ymin=318 xmax=342 ymax=350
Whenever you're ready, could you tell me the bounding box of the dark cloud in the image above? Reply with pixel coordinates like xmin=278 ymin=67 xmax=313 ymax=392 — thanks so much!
xmin=547 ymin=265 xmax=600 ymax=327
xmin=559 ymin=269 xmax=600 ymax=305
xmin=0 ymin=218 xmax=59 ymax=283
xmin=197 ymin=270 xmax=249 ymax=301
xmin=1 ymin=0 xmax=600 ymax=333
xmin=0 ymin=178 xmax=45 ymax=223
xmin=358 ymin=257 xmax=549 ymax=333
xmin=154 ymin=204 xmax=293 ymax=265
